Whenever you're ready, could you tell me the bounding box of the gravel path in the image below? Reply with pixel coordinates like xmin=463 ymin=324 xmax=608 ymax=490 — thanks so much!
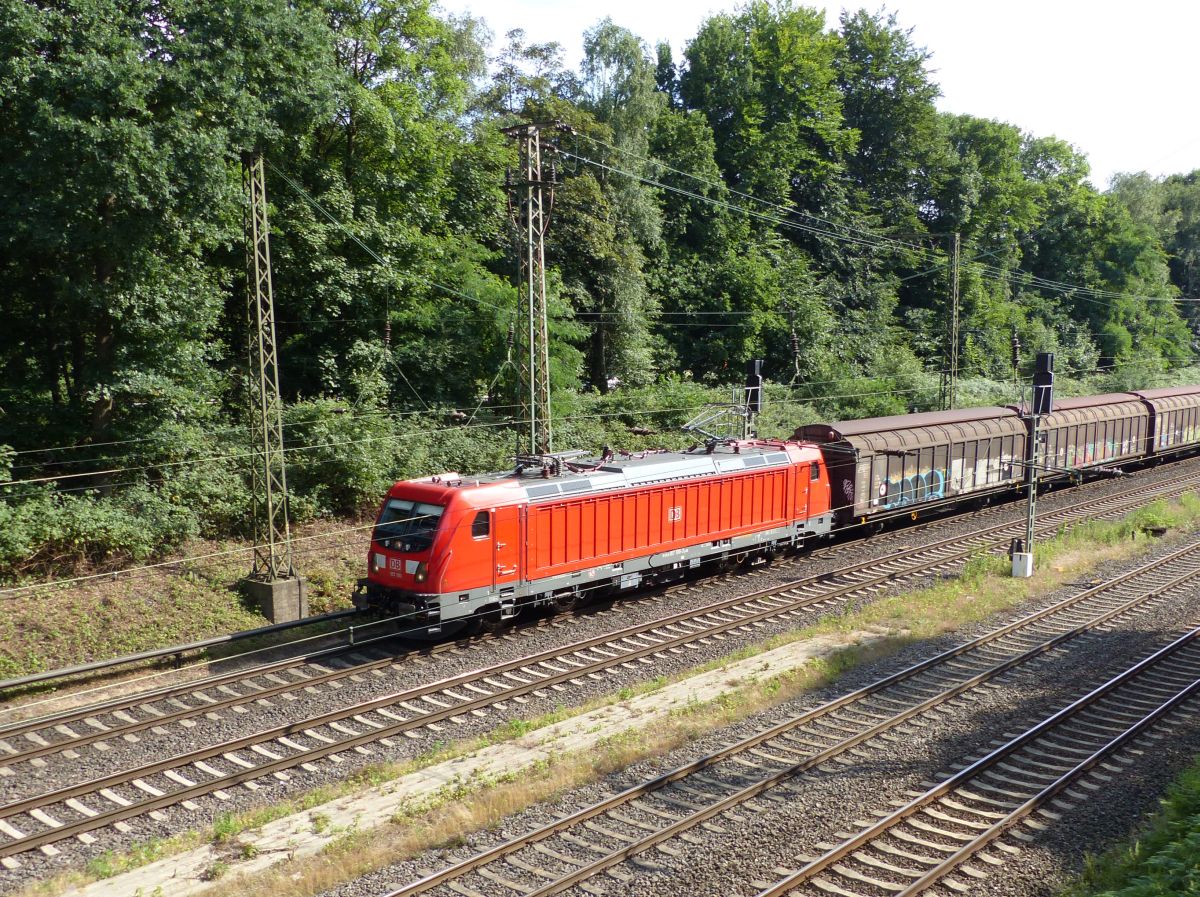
xmin=4 ymin=457 xmax=1200 ymax=892
xmin=320 ymin=530 xmax=1200 ymax=897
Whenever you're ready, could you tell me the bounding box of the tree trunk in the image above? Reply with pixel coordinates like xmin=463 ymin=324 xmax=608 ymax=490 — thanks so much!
xmin=88 ymin=193 xmax=118 ymax=491
xmin=590 ymin=325 xmax=608 ymax=394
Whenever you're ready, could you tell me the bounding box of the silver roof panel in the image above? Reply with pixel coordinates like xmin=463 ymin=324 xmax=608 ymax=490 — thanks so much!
xmin=502 ymin=443 xmax=797 ymax=502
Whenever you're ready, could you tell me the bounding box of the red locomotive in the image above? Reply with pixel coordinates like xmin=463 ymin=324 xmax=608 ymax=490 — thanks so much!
xmin=357 ymin=440 xmax=832 ymax=632
xmin=359 ymin=385 xmax=1200 ymax=632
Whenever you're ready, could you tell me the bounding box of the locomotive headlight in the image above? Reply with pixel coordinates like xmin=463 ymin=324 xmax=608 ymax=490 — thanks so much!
xmin=371 ymin=553 xmax=386 ymax=573
xmin=414 ymin=561 xmax=428 ymax=583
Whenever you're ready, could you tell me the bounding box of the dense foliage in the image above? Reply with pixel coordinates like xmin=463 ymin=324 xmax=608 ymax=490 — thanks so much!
xmin=2 ymin=0 xmax=1200 ymax=581
xmin=1066 ymin=752 xmax=1200 ymax=897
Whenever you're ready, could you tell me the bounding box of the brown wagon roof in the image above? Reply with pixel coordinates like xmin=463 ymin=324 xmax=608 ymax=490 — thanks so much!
xmin=1008 ymin=392 xmax=1145 ymax=413
xmin=797 ymin=406 xmax=1017 ymax=440
xmin=1131 ymin=385 xmax=1200 ymax=400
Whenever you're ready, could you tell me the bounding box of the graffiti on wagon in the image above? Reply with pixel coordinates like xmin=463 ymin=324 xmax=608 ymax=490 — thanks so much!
xmin=877 ymin=453 xmax=1017 ymax=509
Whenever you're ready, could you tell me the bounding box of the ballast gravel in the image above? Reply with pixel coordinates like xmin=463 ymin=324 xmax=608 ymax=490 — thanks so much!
xmin=3 ymin=456 xmax=1200 ymax=892
xmin=318 ymin=530 xmax=1200 ymax=897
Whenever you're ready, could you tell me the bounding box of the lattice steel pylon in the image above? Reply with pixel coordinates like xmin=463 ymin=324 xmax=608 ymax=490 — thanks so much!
xmin=947 ymin=231 xmax=961 ymax=410
xmin=242 ymin=152 xmax=294 ymax=581
xmin=504 ymin=122 xmax=566 ymax=457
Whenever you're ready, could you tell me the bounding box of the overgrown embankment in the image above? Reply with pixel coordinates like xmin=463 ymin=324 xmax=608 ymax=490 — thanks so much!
xmin=1065 ymin=756 xmax=1200 ymax=897
xmin=0 ymin=518 xmax=365 ymax=681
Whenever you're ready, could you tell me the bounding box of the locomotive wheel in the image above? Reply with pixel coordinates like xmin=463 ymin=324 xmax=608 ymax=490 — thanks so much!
xmin=553 ymin=591 xmax=582 ymax=613
xmin=469 ymin=606 xmax=510 ymax=635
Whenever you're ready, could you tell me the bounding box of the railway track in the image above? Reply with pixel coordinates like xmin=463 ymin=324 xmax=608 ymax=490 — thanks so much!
xmin=0 ymin=471 xmax=1009 ymax=737
xmin=0 ymin=465 xmax=1197 ymax=867
xmin=0 ymin=465 xmax=1031 ymax=730
xmin=754 ymin=626 xmax=1200 ymax=897
xmin=0 ymin=471 xmax=1058 ymax=761
xmin=2 ymin=462 xmax=1192 ymax=763
xmin=380 ymin=530 xmax=1200 ymax=897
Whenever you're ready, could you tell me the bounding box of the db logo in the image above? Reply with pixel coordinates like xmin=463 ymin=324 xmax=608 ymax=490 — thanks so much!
xmin=667 ymin=506 xmax=683 ymax=523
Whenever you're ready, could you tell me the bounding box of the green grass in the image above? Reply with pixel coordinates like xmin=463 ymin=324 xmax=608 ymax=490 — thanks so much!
xmin=0 ymin=520 xmax=364 ymax=688
xmin=83 ymin=837 xmax=175 ymax=880
xmin=1064 ymin=757 xmax=1200 ymax=896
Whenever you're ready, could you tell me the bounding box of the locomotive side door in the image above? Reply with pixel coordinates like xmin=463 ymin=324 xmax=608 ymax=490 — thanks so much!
xmin=492 ymin=505 xmax=521 ymax=589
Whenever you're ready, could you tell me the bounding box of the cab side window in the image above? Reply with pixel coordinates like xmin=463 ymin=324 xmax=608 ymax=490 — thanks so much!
xmin=810 ymin=462 xmax=820 ymax=481
xmin=471 ymin=511 xmax=490 ymax=539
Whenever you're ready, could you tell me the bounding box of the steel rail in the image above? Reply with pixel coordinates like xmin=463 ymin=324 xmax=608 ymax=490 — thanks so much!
xmin=0 ymin=564 xmax=732 ymax=757
xmin=0 ymin=464 xmax=1007 ymax=699
xmin=0 ymin=462 xmax=1165 ymax=770
xmin=0 ymin=610 xmax=359 ymax=695
xmin=0 ymin=508 xmax=932 ymax=747
xmin=382 ymin=540 xmax=1200 ymax=897
xmin=0 ymin=631 xmax=413 ymax=763
xmin=0 ymin=468 xmax=1194 ymax=861
xmin=756 ymin=627 xmax=1200 ymax=897
xmin=0 ymin=470 xmax=1020 ymax=739
xmin=895 ymin=663 xmax=1200 ymax=895
xmin=3 ymin=459 xmax=1192 ymax=748
xmin=4 ymin=451 xmax=1188 ymax=700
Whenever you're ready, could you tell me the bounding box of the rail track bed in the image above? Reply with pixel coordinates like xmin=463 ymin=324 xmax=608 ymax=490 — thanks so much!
xmin=754 ymin=627 xmax=1200 ymax=897
xmin=346 ymin=529 xmax=1200 ymax=897
xmin=0 ymin=472 xmax=1013 ymax=735
xmin=7 ymin=449 xmax=1187 ymax=731
xmin=3 ymin=459 xmax=1200 ymax=887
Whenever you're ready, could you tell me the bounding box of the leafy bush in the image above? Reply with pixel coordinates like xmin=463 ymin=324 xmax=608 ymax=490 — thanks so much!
xmin=0 ymin=484 xmax=198 ymax=580
xmin=6 ymin=361 xmax=1198 ymax=585
xmin=284 ymin=398 xmax=405 ymax=515
xmin=1067 ymin=759 xmax=1200 ymax=897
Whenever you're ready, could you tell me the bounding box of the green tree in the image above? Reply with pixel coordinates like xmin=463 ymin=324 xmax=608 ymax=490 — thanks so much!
xmin=680 ymin=1 xmax=854 ymax=209
xmin=265 ymin=0 xmax=518 ymax=407
xmin=573 ymin=19 xmax=665 ymax=389
xmin=834 ymin=8 xmax=942 ymax=231
xmin=0 ymin=0 xmax=336 ymax=457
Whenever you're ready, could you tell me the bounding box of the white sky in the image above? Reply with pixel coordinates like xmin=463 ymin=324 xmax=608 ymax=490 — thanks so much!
xmin=440 ymin=0 xmax=1200 ymax=189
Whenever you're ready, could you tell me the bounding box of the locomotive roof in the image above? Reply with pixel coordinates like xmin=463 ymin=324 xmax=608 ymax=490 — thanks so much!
xmin=462 ymin=441 xmax=805 ymax=503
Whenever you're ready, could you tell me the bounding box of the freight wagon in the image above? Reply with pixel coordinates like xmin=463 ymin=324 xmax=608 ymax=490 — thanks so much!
xmin=793 ymin=407 xmax=1027 ymax=528
xmin=1023 ymin=393 xmax=1150 ymax=477
xmin=1133 ymin=385 xmax=1200 ymax=455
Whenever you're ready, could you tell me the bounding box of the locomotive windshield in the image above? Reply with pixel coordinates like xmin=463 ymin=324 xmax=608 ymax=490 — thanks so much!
xmin=374 ymin=499 xmax=445 ymax=553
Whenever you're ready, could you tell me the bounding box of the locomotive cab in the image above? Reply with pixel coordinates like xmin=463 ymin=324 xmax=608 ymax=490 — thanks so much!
xmin=356 ymin=474 xmax=524 ymax=633
xmin=358 ymin=486 xmax=449 ymax=630
xmin=370 ymin=497 xmax=443 ymax=584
